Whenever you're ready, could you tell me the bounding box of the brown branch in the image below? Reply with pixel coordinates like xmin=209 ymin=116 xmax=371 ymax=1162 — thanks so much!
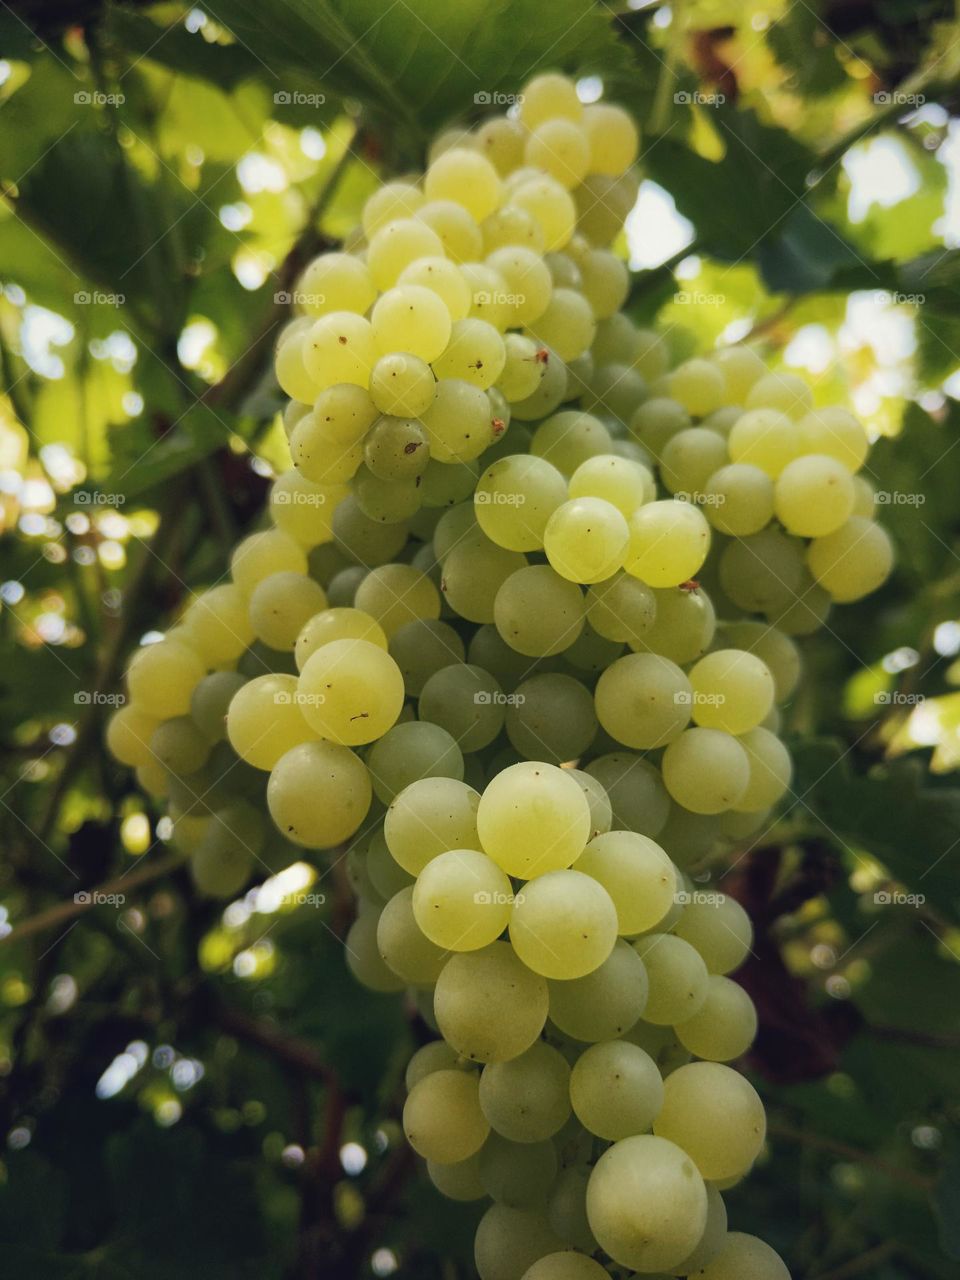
xmin=768 ymin=1121 xmax=934 ymax=1192
xmin=215 ymin=1005 xmax=338 ymax=1085
xmin=807 ymin=1240 xmax=899 ymax=1280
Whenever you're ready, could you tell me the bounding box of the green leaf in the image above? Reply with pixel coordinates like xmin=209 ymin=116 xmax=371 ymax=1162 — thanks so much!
xmin=935 ymin=1133 xmax=960 ymax=1260
xmin=756 ymin=202 xmax=873 ymax=294
xmin=105 ymin=400 xmax=239 ymax=498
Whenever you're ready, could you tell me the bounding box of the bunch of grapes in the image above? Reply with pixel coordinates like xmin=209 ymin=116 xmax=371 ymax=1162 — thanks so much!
xmin=105 ymin=71 xmax=895 ymax=1279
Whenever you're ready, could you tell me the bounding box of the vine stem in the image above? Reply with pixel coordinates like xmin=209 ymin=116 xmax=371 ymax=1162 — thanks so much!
xmin=768 ymin=1121 xmax=934 ymax=1192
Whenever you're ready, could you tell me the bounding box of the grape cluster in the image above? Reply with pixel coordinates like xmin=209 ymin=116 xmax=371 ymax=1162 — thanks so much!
xmin=105 ymin=70 xmax=895 ymax=1279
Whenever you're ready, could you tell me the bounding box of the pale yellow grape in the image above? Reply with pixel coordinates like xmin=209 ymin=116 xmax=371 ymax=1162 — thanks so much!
xmin=442 ymin=538 xmax=528 ymax=624
xmin=512 ymin=175 xmax=576 ymax=251
xmin=851 ymin=473 xmax=876 ymax=517
xmin=478 ymin=1041 xmax=571 ymax=1144
xmin=569 ymin=455 xmax=649 ymax=518
xmin=670 ymin=359 xmax=726 ymax=417
xmin=576 ymin=830 xmax=677 ymax=935
xmin=505 ymin=672 xmax=598 ymax=763
xmin=482 ymin=205 xmax=545 ymax=254
xmin=428 ymin=1153 xmax=486 ymax=1202
xmin=486 ymin=246 xmax=554 ymax=325
xmin=654 ymin=1060 xmax=766 ymax=1180
xmin=625 ymin=500 xmax=710 ymax=588
xmin=574 ymin=168 xmax=639 ymax=244
xmin=476 ymin=116 xmax=527 ymax=175
xmin=631 ymin=395 xmax=692 ymax=456
xmin=521 ymin=1252 xmax=607 ymax=1280
xmin=702 ymin=463 xmax=774 ymax=536
xmin=694 ymin=1231 xmax=791 ymax=1280
xmin=721 ymin=621 xmax=801 ymax=703
xmin=662 ymin=728 xmax=750 ymax=814
xmin=712 ymin=345 xmax=766 ymax=403
xmin=527 ymin=287 xmax=596 ymax=361
xmin=767 ymin=576 xmax=832 ymax=636
xmin=413 ymin=848 xmax=513 ymax=951
xmin=548 ymin=939 xmax=648 ymax=1041
xmin=432 ymin=317 xmax=506 ymax=389
xmin=570 ymin=1039 xmax=664 ymax=1140
xmin=519 ymin=73 xmax=583 ymax=127
xmin=385 ymin=776 xmax=481 ymax=875
xmin=226 ymin=673 xmax=317 ymax=770
xmin=377 ymin=886 xmax=449 ymax=985
xmin=745 ymin=370 xmax=812 ymax=418
xmin=433 ymin=501 xmax=481 ymax=557
xmin=674 ymin=1182 xmax=728 ymax=1276
xmin=718 ymin=528 xmax=805 ymax=615
xmin=478 ymin=1133 xmax=558 ymax=1208
xmin=421 ymin=377 xmax=492 ymax=462
xmin=362 ymin=180 xmax=424 ymax=237
xmin=371 ymin=284 xmax=452 ymax=363
xmin=475 ymin=1205 xmax=564 ymax=1280
xmin=801 ymin=405 xmax=868 ymax=471
xmin=345 ymin=910 xmax=405 ymax=993
xmin=354 ymin=563 xmax=440 ymax=638
xmin=493 ymin=567 xmax=581 ymax=656
xmin=296 ymin=638 xmax=404 ymax=745
xmin=660 ymin=428 xmax=728 ymax=497
xmin=425 ymin=148 xmax=502 ymax=221
xmin=673 ymin=894 xmax=753 ymax=975
xmin=281 ymin=399 xmax=311 ymax=440
xmin=702 ymin=405 xmax=742 ymax=436
xmin=269 ymin=471 xmax=344 ymax=548
xmin=248 ymin=572 xmax=327 ymax=652
xmin=403 ymin=1068 xmax=489 ymax=1164
xmin=267 ymin=739 xmax=370 ymax=847
xmin=495 ymin=334 xmax=543 ymax=403
xmin=274 ymin=328 xmax=319 ymax=402
xmin=406 ymin=1040 xmax=465 ymax=1091
xmin=290 ymin=416 xmax=363 ymax=486
xmin=530 ymin=410 xmax=612 ymax=475
xmin=294 ymin=251 xmax=375 ymax=316
xmin=461 ymin=262 xmax=513 ymax=331
xmin=230 ymin=529 xmax=308 ymax=597
xmin=594 ymin=652 xmax=692 ymax=749
xmin=581 ymin=100 xmax=639 ymax=173
xmin=294 ymin=608 xmax=387 ymax=670
xmin=369 ymin=352 xmax=437 ymax=420
xmin=434 ymin=941 xmax=549 ymax=1063
xmin=106 ymin=705 xmax=160 ymax=768
xmin=150 ymin=716 xmax=206 ymax=777
xmin=367 ymin=217 xmax=443 ymax=291
xmin=546 ymin=1167 xmax=598 ymax=1255
xmin=398 ymin=254 xmax=471 ymax=320
xmin=733 ymin=727 xmax=792 ymax=812
xmin=688 ymin=649 xmax=775 ymax=734
xmin=416 ymin=199 xmax=484 ymax=262
xmin=301 ymin=311 xmax=375 ymax=391
xmin=565 ymin=770 xmax=612 ymax=842
xmin=313 ymin=381 xmax=379 ymax=445
xmin=586 ymin=573 xmax=656 ymax=644
xmin=775 ymin=453 xmax=855 ymax=537
xmin=511 ymin=349 xmax=569 ymax=421
xmin=578 ymin=250 xmax=629 ymax=320
xmin=675 ymin=975 xmax=758 ymax=1061
xmin=478 ymin=761 xmax=591 ymax=878
xmin=806 ymin=516 xmax=893 ymax=601
xmin=185 ymin=584 xmax=255 ymax=664
xmin=510 ymin=870 xmax=618 ymax=980
xmin=586 ymin=1134 xmax=707 ymax=1271
xmin=728 ymin=408 xmax=802 ymax=477
xmin=633 ymin=933 xmax=710 ymax=1025
xmin=126 ymin=639 xmax=204 ymax=719
xmin=629 ymin=586 xmax=715 ymax=664
xmin=524 ymin=118 xmax=590 ymax=188
xmin=543 ymin=497 xmax=629 ymax=585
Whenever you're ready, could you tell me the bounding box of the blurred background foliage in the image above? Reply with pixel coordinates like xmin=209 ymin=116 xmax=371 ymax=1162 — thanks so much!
xmin=1 ymin=1 xmax=960 ymax=1277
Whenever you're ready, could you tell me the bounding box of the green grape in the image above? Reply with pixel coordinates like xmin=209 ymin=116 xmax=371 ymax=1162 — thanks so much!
xmin=570 ymin=1039 xmax=663 ymax=1140
xmin=346 ymin=908 xmax=406 ymax=992
xmin=421 ymin=458 xmax=481 ymax=508
xmin=576 ymin=830 xmax=677 ymax=935
xmin=371 ymin=284 xmax=452 ymax=364
xmin=354 ymin=466 xmax=422 ymax=523
xmin=426 ymin=147 xmax=502 ymax=221
xmin=422 ymin=377 xmax=494 ymax=462
xmin=367 ymin=720 xmax=464 ymax=802
xmin=694 ymin=1231 xmax=791 ymax=1279
xmin=301 ymin=311 xmax=376 ymax=391
xmin=274 ymin=326 xmax=319 ymax=402
xmin=226 ymin=673 xmax=317 ymax=770
xmin=544 ymin=497 xmax=630 ymax=584
xmin=745 ymin=370 xmax=812 ymax=418
xmin=433 ymin=502 xmax=482 ymax=561
xmin=266 ymin=740 xmax=371 ymax=847
xmin=526 ymin=287 xmax=596 ymax=362
xmin=294 ymin=607 xmax=387 ymax=671
xmin=419 ymin=663 xmax=506 ymax=751
xmin=702 ymin=462 xmax=775 ymax=537
xmin=800 ymin=405 xmax=868 ymax=471
xmin=478 ymin=1041 xmax=571 ymax=1142
xmin=467 ymin=624 xmax=532 ymax=692
xmin=479 ymin=1132 xmax=558 ymax=1208
xmin=434 ymin=941 xmax=549 ymax=1062
xmin=520 ymin=1249 xmax=609 ymax=1280
xmin=569 ymin=454 xmax=653 ymax=517
xmin=511 ymin=348 xmax=569 ymax=422
xmin=519 ymin=71 xmax=582 ymax=126
xmin=509 ymin=869 xmax=618 ymax=979
xmin=406 ymin=1040 xmax=467 ymax=1091
xmin=269 ymin=470 xmax=345 ymax=548
xmin=460 ymin=261 xmax=512 ymax=331
xmin=248 ymin=572 xmax=328 ymax=652
xmin=474 ymin=1205 xmax=564 ymax=1280
xmin=483 ymin=205 xmax=546 ymax=254
xmin=478 ymin=762 xmax=591 ymax=878
xmin=674 ymin=1182 xmax=728 ymax=1276
xmin=568 ymin=769 xmax=614 ymax=840
xmin=625 ymin=500 xmax=710 ymax=588
xmin=766 ymin=574 xmax=832 ymax=636
xmin=548 ymin=939 xmax=648 ymax=1041
xmin=733 ymin=726 xmax=792 ymax=811
xmin=660 ymin=428 xmax=728 ymax=498
xmin=190 ymin=802 xmax=262 ymax=898
xmin=563 ymin=620 xmax=625 ymax=674
xmin=184 ymin=584 xmax=255 ymax=666
xmin=294 ymin=250 xmax=376 ymax=317
xmin=106 ymin=705 xmax=161 ymax=768
xmin=675 ymin=975 xmax=758 ymax=1062
xmin=673 ymin=893 xmax=754 ymax=975
xmin=582 ymin=362 xmax=648 ymax=424
xmin=307 ymin=540 xmax=350 ymax=587
xmin=586 ymin=573 xmax=657 ymax=645
xmin=398 ymin=254 xmax=471 ymax=319
xmin=389 ymin=617 xmax=466 ymax=694
xmin=511 ymin=175 xmax=576 ymax=252
xmin=712 ymin=346 xmax=766 ymax=403
xmin=631 ymin=396 xmax=692 ymax=457
xmin=428 ymin=1153 xmax=487 ymax=1202
xmin=384 ymin=776 xmax=481 ymax=875
xmin=433 ymin=318 xmax=507 ymax=390
xmin=476 ymin=115 xmax=527 ymax=175
xmin=582 ymin=100 xmax=639 ymax=174
xmin=126 ymin=639 xmax=206 ymax=719
xmin=687 ymin=649 xmax=775 ymax=734
xmin=670 ymin=358 xmax=726 ymax=417
xmin=367 ymin=217 xmax=445 ymax=291
xmin=728 ymin=408 xmax=801 ymax=478
xmin=505 ymin=673 xmax=598 ymax=763
xmin=662 ymin=728 xmax=750 ymax=814
xmin=594 ymin=652 xmax=692 ymax=749
xmin=583 ymin=752 xmax=670 ymax=838
xmin=530 ymin=411 xmax=612 ymax=476
xmin=403 ymin=1068 xmax=490 ymax=1163
xmin=806 ymin=516 xmax=893 ymax=601
xmin=362 ymin=181 xmax=424 ymax=237
xmin=586 ymin=1134 xmax=708 ymax=1272
xmin=475 ymin=454 xmax=567 ymax=552
xmin=494 ymin=566 xmax=586 ymax=657
xmin=332 ymin=495 xmax=409 ymax=566
xmin=631 ymin=585 xmax=715 ymax=664
xmin=326 ymin=565 xmax=367 ymax=607
xmin=369 ymin=351 xmax=437 ymax=418
xmin=486 ymin=246 xmax=554 ymax=326
xmin=578 ymin=249 xmax=629 ymax=319
xmin=656 ymin=804 xmax=723 ymax=870
xmin=353 ymin=562 xmax=439 ymax=641
xmin=653 ymin=1060 xmax=766 ymax=1180
xmin=774 ymin=453 xmax=855 ymax=537
xmin=376 ymin=885 xmax=449 ymax=985
xmin=150 ymin=716 xmax=211 ymax=777
xmin=624 ymin=1019 xmax=692 ymax=1076
xmin=525 ymin=117 xmax=590 ymax=188
xmin=188 ymin=671 xmax=245 ymax=743
xmin=547 ymin=1167 xmax=597 ymax=1254
xmin=443 ymin=536 xmax=528 ymax=623
xmin=236 ymin=641 xmax=297 ymax=680
xmin=357 ymin=825 xmax=410 ymax=901
xmin=417 ymin=198 xmax=485 ymax=262
xmin=718 ymin=528 xmax=805 ymax=614
xmin=362 ymin=415 xmax=430 ymax=481
xmin=498 ymin=333 xmax=548 ymax=402
xmin=413 ymin=847 xmax=514 ymax=950
xmin=282 ymin=399 xmax=311 ymax=440
xmin=313 ymin=382 xmax=379 ymax=445
xmin=592 ymin=312 xmax=640 ymax=366
xmin=632 ymin=934 xmax=710 ymax=1025
xmin=297 ymin=638 xmax=405 ymax=745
